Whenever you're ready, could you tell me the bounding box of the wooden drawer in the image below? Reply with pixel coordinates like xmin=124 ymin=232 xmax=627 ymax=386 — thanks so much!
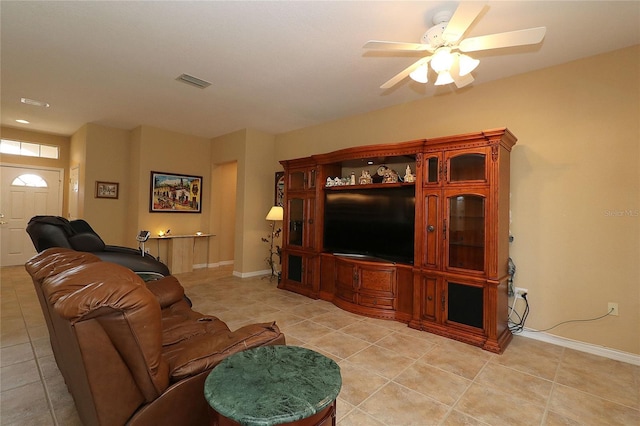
xmin=359 ymin=294 xmax=395 ymax=310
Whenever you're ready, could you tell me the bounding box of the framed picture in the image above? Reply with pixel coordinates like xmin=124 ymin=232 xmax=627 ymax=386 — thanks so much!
xmin=95 ymin=181 xmax=119 ymax=199
xmin=150 ymin=171 xmax=202 ymax=213
xmin=275 ymin=171 xmax=285 ymax=207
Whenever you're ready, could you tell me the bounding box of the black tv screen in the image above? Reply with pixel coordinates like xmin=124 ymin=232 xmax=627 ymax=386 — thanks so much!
xmin=323 ymin=186 xmax=415 ymax=264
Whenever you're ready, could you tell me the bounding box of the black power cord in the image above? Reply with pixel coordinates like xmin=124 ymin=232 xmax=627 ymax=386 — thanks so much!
xmin=508 ymin=293 xmax=615 ymax=334
xmin=508 ymin=293 xmax=529 ymax=333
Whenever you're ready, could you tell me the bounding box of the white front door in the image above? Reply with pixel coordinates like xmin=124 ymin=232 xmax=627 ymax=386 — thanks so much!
xmin=0 ymin=165 xmax=63 ymax=266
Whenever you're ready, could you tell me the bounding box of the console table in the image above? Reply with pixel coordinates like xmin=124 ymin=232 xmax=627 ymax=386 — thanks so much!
xmin=204 ymin=346 xmax=341 ymax=426
xmin=149 ymin=233 xmax=213 ymax=274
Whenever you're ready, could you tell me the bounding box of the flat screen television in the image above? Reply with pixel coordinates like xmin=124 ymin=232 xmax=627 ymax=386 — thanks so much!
xmin=323 ymin=186 xmax=415 ymax=264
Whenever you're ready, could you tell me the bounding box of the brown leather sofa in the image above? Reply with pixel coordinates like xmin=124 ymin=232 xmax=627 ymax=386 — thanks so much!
xmin=25 ymin=248 xmax=285 ymax=426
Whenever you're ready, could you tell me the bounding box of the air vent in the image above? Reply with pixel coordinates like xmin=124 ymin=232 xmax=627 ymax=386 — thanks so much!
xmin=176 ymin=74 xmax=211 ymax=89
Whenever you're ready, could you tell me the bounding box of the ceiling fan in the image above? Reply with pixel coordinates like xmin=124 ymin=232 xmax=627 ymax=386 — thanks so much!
xmin=364 ymin=2 xmax=546 ymax=89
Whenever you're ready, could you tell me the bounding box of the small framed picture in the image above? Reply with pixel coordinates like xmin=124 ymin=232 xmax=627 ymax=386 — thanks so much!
xmin=95 ymin=181 xmax=119 ymax=199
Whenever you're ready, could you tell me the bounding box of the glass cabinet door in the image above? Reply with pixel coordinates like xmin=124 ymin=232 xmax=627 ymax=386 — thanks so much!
xmin=308 ymin=169 xmax=316 ymax=189
xmin=286 ymin=254 xmax=303 ymax=284
xmin=446 ymin=148 xmax=490 ymax=183
xmin=288 ymin=171 xmax=306 ymax=191
xmin=446 ymin=281 xmax=484 ymax=329
xmin=288 ymin=198 xmax=304 ymax=246
xmin=423 ymin=154 xmax=442 ymax=185
xmin=447 ymin=194 xmax=485 ymax=272
xmin=287 ymin=168 xmax=316 ymax=191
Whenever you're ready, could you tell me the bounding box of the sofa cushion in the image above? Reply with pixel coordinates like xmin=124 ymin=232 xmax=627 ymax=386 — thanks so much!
xmin=163 ymin=322 xmax=283 ymax=381
xmin=160 ymin=302 xmax=230 ymax=346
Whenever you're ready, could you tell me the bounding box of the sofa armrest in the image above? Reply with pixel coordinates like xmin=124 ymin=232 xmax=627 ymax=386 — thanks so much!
xmin=145 ymin=276 xmax=185 ymax=308
xmin=164 ymin=322 xmax=285 ymax=381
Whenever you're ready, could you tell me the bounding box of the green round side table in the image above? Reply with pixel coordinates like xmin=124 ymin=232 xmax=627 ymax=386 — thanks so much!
xmin=204 ymin=345 xmax=342 ymax=426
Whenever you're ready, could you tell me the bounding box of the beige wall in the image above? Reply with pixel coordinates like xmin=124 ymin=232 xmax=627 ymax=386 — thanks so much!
xmin=82 ymin=124 xmax=131 ymax=245
xmin=211 ymin=129 xmax=276 ymax=275
xmin=211 ymin=161 xmax=237 ymax=264
xmin=70 ymin=125 xmax=87 ymax=219
xmin=67 ymin=124 xmax=214 ymax=262
xmin=132 ymin=126 xmax=211 ymax=235
xmin=274 ymin=45 xmax=640 ymax=355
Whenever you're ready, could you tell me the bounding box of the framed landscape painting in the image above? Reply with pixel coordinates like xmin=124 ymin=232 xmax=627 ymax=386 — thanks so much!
xmin=150 ymin=171 xmax=202 ymax=213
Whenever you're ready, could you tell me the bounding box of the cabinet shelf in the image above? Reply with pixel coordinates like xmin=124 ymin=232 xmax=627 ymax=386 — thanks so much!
xmin=449 ymin=242 xmax=484 ymax=248
xmin=324 ymin=182 xmax=415 ymax=191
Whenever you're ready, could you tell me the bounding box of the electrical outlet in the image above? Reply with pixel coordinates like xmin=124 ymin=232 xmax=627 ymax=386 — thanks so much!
xmin=608 ymin=302 xmax=619 ymax=316
xmin=514 ymin=287 xmax=528 ymax=299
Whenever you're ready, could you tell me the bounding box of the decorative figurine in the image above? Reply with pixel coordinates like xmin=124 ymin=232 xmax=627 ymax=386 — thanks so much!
xmin=404 ymin=165 xmax=415 ymax=183
xmin=326 ymin=177 xmax=333 ymax=187
xmin=382 ymin=168 xmax=399 ymax=183
xmin=359 ymin=170 xmax=373 ymax=185
xmin=333 ymin=177 xmax=342 ymax=186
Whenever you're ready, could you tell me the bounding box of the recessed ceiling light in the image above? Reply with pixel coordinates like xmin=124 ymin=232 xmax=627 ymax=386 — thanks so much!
xmin=16 ymin=119 xmax=30 ymax=124
xmin=20 ymin=97 xmax=50 ymax=108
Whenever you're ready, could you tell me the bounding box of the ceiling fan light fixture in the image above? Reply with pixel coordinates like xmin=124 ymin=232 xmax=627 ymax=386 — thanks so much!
xmin=458 ymin=54 xmax=479 ymax=76
xmin=409 ymin=62 xmax=429 ymax=84
xmin=430 ymin=47 xmax=454 ymax=73
xmin=435 ymin=71 xmax=454 ymax=86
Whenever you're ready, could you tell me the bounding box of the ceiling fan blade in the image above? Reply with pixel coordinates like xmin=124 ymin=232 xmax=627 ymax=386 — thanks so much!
xmin=442 ymin=2 xmax=486 ymax=43
xmin=458 ymin=27 xmax=547 ymax=52
xmin=453 ymin=73 xmax=474 ymax=88
xmin=380 ymin=58 xmax=429 ymax=89
xmin=364 ymin=40 xmax=431 ymax=51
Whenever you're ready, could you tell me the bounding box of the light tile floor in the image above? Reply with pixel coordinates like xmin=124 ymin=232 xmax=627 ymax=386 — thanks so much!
xmin=1 ymin=265 xmax=639 ymax=425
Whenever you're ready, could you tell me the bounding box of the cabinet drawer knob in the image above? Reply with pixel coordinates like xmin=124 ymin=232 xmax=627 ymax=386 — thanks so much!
xmin=427 ymin=225 xmax=435 ymax=232
xmin=427 ymin=296 xmax=433 ymax=301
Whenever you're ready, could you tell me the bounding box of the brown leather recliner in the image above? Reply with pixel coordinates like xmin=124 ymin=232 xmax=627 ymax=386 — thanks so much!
xmin=25 ymin=248 xmax=286 ymax=426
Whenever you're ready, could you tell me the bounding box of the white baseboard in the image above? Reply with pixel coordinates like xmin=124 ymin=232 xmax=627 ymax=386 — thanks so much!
xmin=192 ymin=260 xmax=234 ymax=269
xmin=232 ymin=269 xmax=270 ymax=278
xmin=520 ymin=329 xmax=640 ymax=366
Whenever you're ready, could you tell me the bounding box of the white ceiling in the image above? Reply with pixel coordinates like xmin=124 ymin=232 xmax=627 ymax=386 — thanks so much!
xmin=2 ymin=1 xmax=639 ymax=139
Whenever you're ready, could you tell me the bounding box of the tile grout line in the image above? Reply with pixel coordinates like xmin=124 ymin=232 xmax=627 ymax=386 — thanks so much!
xmin=15 ymin=282 xmax=58 ymax=425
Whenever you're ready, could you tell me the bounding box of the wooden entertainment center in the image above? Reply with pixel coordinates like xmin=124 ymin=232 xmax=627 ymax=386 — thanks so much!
xmin=278 ymin=128 xmax=515 ymax=353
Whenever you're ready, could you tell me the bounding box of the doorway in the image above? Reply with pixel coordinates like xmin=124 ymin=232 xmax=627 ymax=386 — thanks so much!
xmin=0 ymin=165 xmax=63 ymax=266
xmin=211 ymin=162 xmax=237 ymax=266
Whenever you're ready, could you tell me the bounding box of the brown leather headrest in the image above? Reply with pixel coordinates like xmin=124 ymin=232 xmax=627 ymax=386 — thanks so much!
xmin=25 ymin=247 xmax=101 ymax=283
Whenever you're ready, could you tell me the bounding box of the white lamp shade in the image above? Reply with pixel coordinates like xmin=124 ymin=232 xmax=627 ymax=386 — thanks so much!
xmin=435 ymin=71 xmax=454 ymax=86
xmin=266 ymin=206 xmax=284 ymax=221
xmin=409 ymin=62 xmax=429 ymax=83
xmin=430 ymin=47 xmax=453 ymax=73
xmin=458 ymin=54 xmax=479 ymax=76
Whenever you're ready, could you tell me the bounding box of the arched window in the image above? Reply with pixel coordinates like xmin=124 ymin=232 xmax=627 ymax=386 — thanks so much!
xmin=11 ymin=174 xmax=48 ymax=187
